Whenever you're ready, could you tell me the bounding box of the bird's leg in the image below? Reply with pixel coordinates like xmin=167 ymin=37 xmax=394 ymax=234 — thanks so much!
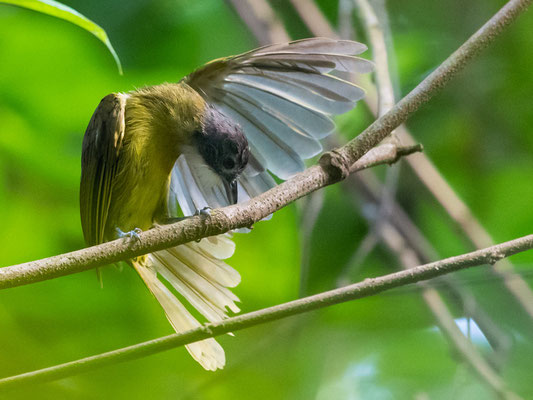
xmin=116 ymin=227 xmax=142 ymax=242
xmin=158 ymin=207 xmax=212 ymax=226
xmin=155 ymin=207 xmax=212 ymax=243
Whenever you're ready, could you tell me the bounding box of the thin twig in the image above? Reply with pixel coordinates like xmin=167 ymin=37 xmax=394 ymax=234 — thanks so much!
xmin=338 ymin=0 xmax=355 ymax=40
xmin=1 ymin=233 xmax=532 ymax=392
xmin=350 ymin=143 xmax=422 ymax=172
xmin=345 ymin=0 xmax=401 ymax=279
xmin=355 ymin=0 xmax=395 ymax=116
xmin=337 ymin=231 xmax=380 ymax=287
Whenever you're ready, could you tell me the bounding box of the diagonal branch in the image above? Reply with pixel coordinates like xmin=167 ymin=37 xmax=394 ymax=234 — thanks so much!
xmin=1 ymin=233 xmax=532 ymax=392
xmin=0 ymin=0 xmax=531 ymax=290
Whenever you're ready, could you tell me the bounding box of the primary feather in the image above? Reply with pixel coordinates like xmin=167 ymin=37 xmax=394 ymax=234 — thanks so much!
xmin=175 ymin=37 xmax=373 ymax=203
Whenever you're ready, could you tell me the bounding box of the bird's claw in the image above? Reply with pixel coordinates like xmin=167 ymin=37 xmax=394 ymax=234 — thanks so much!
xmin=194 ymin=207 xmax=212 ymax=217
xmin=116 ymin=227 xmax=142 ymax=242
xmin=193 ymin=207 xmax=211 ymax=243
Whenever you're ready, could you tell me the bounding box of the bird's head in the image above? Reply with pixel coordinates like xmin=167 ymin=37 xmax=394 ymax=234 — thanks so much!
xmin=194 ymin=107 xmax=249 ymax=204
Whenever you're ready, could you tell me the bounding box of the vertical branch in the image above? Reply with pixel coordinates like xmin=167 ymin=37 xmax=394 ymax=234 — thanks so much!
xmin=351 ymin=0 xmax=516 ymax=390
xmin=338 ymin=0 xmax=355 ymax=40
xmin=344 ymin=0 xmax=402 ymax=278
xmin=355 ymin=0 xmax=395 ymax=116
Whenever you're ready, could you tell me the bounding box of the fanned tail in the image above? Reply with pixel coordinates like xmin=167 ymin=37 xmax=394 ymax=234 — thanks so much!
xmin=132 ymin=235 xmax=240 ymax=371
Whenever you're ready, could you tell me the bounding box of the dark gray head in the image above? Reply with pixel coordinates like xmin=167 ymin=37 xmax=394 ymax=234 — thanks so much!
xmin=194 ymin=107 xmax=249 ymax=204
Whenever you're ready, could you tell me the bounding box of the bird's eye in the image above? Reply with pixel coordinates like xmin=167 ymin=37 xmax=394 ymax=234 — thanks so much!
xmin=222 ymin=158 xmax=235 ymax=170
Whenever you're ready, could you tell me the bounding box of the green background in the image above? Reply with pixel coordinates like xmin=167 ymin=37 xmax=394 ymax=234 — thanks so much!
xmin=0 ymin=0 xmax=532 ymax=399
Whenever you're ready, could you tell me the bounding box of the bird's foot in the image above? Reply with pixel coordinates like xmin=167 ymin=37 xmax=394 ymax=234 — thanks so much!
xmin=194 ymin=206 xmax=212 ymax=217
xmin=193 ymin=207 xmax=211 ymax=243
xmin=116 ymin=227 xmax=142 ymax=242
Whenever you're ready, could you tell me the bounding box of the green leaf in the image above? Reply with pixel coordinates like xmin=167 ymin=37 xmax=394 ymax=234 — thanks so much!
xmin=0 ymin=0 xmax=123 ymax=74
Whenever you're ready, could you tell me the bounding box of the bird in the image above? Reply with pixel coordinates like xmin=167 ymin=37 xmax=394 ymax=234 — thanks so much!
xmin=80 ymin=37 xmax=373 ymax=370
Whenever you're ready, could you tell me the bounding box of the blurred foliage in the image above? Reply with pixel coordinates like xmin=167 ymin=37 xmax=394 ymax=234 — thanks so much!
xmin=0 ymin=0 xmax=532 ymax=399
xmin=0 ymin=0 xmax=122 ymax=73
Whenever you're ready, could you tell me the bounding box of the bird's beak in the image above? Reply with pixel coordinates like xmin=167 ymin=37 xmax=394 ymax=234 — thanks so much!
xmin=223 ymin=179 xmax=238 ymax=204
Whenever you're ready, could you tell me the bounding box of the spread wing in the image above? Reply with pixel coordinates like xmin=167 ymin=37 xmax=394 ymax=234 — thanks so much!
xmin=169 ymin=38 xmax=373 ymax=214
xmin=80 ymin=93 xmax=127 ymax=245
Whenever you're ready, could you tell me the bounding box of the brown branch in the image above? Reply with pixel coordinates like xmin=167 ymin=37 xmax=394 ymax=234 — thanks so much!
xmin=350 ymin=143 xmax=422 ymax=173
xmin=1 ymin=233 xmax=532 ymax=392
xmin=340 ymin=0 xmax=401 ymax=281
xmin=0 ymin=0 xmax=531 ymax=291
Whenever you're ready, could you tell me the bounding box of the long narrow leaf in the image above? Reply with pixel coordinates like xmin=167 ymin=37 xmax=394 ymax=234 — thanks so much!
xmin=1 ymin=0 xmax=123 ymax=74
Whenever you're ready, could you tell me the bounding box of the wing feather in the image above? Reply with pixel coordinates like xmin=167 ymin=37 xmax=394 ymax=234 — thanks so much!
xmin=80 ymin=93 xmax=127 ymax=245
xmin=170 ymin=38 xmax=372 ymax=212
xmin=246 ymin=53 xmax=372 ymax=74
xmin=133 ymin=259 xmax=225 ymax=371
xmin=252 ymin=37 xmax=368 ymax=55
xmin=216 ymin=100 xmax=304 ymax=179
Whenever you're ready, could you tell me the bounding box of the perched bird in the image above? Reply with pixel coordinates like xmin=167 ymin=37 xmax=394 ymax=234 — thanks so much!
xmin=80 ymin=38 xmax=373 ymax=370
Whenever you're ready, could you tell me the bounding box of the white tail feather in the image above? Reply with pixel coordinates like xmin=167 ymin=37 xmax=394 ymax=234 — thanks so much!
xmin=133 ymin=235 xmax=240 ymax=371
